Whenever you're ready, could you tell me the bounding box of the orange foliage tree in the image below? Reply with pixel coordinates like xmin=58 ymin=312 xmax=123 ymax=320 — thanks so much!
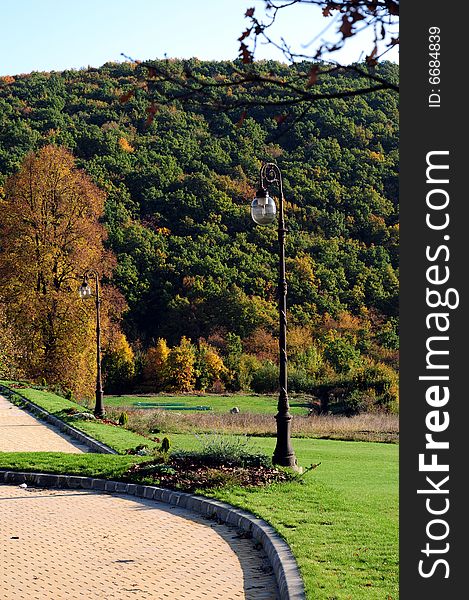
xmin=0 ymin=145 xmax=124 ymax=397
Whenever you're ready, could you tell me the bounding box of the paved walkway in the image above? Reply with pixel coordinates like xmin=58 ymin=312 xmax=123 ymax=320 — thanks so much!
xmin=0 ymin=395 xmax=89 ymax=453
xmin=0 ymin=396 xmax=279 ymax=599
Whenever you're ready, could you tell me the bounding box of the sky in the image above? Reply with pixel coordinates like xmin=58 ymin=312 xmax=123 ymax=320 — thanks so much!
xmin=0 ymin=0 xmax=398 ymax=76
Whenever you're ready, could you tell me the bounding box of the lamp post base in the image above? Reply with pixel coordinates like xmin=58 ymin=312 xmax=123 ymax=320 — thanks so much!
xmin=272 ymin=412 xmax=298 ymax=468
xmin=94 ymin=390 xmax=105 ymax=419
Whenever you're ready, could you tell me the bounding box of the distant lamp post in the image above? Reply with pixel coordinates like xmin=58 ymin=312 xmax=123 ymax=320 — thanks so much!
xmin=78 ymin=270 xmax=104 ymax=419
xmin=251 ymin=163 xmax=297 ymax=468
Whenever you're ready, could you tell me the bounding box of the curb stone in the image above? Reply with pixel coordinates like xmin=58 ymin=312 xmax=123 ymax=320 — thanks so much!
xmin=0 ymin=470 xmax=306 ymax=600
xmin=0 ymin=385 xmax=117 ymax=454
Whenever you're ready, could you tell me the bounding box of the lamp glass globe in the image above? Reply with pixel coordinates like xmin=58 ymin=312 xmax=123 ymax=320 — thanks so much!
xmin=78 ymin=283 xmax=92 ymax=299
xmin=251 ymin=193 xmax=276 ymax=225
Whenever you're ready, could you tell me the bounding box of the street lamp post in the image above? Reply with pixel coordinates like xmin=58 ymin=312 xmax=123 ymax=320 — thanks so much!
xmin=78 ymin=270 xmax=104 ymax=419
xmin=251 ymin=162 xmax=297 ymax=468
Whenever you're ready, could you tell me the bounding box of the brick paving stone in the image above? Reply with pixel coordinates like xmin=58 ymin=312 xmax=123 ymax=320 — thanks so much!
xmin=0 ymin=395 xmax=88 ymax=453
xmin=0 ymin=485 xmax=279 ymax=599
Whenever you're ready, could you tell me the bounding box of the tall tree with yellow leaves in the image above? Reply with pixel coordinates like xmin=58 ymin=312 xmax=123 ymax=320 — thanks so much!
xmin=0 ymin=145 xmax=123 ymax=397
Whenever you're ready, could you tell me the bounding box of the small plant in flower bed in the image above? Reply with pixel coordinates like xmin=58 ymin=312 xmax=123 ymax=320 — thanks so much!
xmin=55 ymin=407 xmax=96 ymax=421
xmin=125 ymin=444 xmax=155 ymax=456
xmin=126 ymin=454 xmax=295 ymax=492
xmin=118 ymin=411 xmax=129 ymax=426
xmin=193 ymin=433 xmax=272 ymax=468
xmin=125 ymin=434 xmax=300 ymax=492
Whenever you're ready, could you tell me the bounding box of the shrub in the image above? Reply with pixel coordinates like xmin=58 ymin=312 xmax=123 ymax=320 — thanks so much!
xmin=195 ymin=340 xmax=227 ymax=391
xmin=166 ymin=336 xmax=196 ymax=392
xmin=251 ymin=361 xmax=278 ymax=393
xmin=376 ymin=318 xmax=399 ymax=350
xmin=118 ymin=411 xmax=129 ymax=426
xmin=288 ymin=367 xmax=315 ymax=393
xmin=331 ymin=388 xmax=378 ymax=416
xmin=236 ymin=353 xmax=262 ymax=391
xmin=160 ymin=436 xmax=171 ymax=454
xmin=293 ymin=345 xmax=324 ymax=377
xmin=225 ymin=332 xmax=243 ymax=362
xmin=322 ymin=331 xmax=362 ymax=374
xmin=222 ymin=332 xmax=243 ymax=388
xmin=102 ymin=333 xmax=135 ymax=394
xmin=243 ymin=328 xmax=278 ymax=362
xmin=143 ymin=338 xmax=170 ymax=392
xmin=287 ymin=325 xmax=315 ymax=360
xmin=176 ymin=433 xmax=271 ymax=468
xmin=353 ymin=361 xmax=399 ymax=409
xmin=64 ymin=389 xmax=75 ymax=402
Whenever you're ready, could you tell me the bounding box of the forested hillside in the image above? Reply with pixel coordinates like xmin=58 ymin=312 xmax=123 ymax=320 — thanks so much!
xmin=0 ymin=60 xmax=399 ymax=408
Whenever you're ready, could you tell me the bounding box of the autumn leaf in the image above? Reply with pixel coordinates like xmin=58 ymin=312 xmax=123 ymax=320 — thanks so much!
xmin=239 ymin=42 xmax=254 ymax=64
xmin=236 ymin=111 xmax=247 ymax=128
xmin=314 ymin=45 xmax=324 ymax=59
xmin=351 ymin=11 xmax=365 ymax=23
xmin=273 ymin=113 xmax=288 ymax=125
xmin=145 ymin=102 xmax=158 ymax=126
xmin=245 ymin=7 xmax=255 ymax=17
xmin=118 ymin=89 xmax=135 ymax=103
xmin=306 ymin=65 xmax=319 ymax=87
xmin=387 ymin=0 xmax=399 ymax=16
xmin=339 ymin=16 xmax=353 ymax=39
xmin=366 ymin=46 xmax=378 ymax=67
xmin=238 ymin=28 xmax=252 ymax=42
xmin=118 ymin=137 xmax=134 ymax=153
xmin=322 ymin=2 xmax=338 ymax=17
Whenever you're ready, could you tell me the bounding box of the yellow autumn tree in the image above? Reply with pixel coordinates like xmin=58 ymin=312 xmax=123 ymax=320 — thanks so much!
xmin=0 ymin=303 xmax=22 ymax=380
xmin=143 ymin=338 xmax=170 ymax=391
xmin=195 ymin=340 xmax=227 ymax=392
xmin=102 ymin=333 xmax=135 ymax=393
xmin=166 ymin=336 xmax=196 ymax=392
xmin=0 ymin=145 xmax=124 ymax=397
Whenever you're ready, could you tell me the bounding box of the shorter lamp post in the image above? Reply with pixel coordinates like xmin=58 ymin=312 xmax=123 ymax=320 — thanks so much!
xmin=251 ymin=162 xmax=297 ymax=468
xmin=78 ymin=270 xmax=104 ymax=419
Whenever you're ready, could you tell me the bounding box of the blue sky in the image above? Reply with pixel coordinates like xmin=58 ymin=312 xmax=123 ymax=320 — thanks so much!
xmin=0 ymin=0 xmax=398 ymax=76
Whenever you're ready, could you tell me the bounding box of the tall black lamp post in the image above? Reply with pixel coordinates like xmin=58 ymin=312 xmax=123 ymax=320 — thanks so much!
xmin=78 ymin=270 xmax=104 ymax=419
xmin=251 ymin=162 xmax=297 ymax=468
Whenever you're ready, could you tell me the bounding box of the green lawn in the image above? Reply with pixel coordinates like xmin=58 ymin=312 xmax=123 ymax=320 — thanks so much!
xmin=169 ymin=434 xmax=399 ymax=600
xmin=104 ymin=393 xmax=310 ymax=415
xmin=1 ymin=384 xmax=157 ymax=453
xmin=0 ymin=384 xmax=398 ymax=599
xmin=0 ymin=452 xmax=149 ymax=478
xmin=7 ymin=386 xmax=85 ymax=413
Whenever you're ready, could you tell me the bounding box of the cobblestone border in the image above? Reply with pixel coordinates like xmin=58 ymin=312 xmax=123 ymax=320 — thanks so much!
xmin=0 ymin=470 xmax=305 ymax=599
xmin=0 ymin=385 xmax=117 ymax=455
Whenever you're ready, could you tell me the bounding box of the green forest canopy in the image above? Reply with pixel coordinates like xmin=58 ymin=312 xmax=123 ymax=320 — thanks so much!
xmin=0 ymin=59 xmax=398 ymax=386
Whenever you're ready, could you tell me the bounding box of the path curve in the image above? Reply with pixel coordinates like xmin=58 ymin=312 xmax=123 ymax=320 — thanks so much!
xmin=1 ymin=484 xmax=278 ymax=599
xmin=0 ymin=395 xmax=88 ymax=453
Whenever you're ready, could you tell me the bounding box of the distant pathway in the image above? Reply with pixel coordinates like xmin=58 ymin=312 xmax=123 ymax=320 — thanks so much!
xmin=0 ymin=395 xmax=279 ymax=599
xmin=0 ymin=394 xmax=88 ymax=453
